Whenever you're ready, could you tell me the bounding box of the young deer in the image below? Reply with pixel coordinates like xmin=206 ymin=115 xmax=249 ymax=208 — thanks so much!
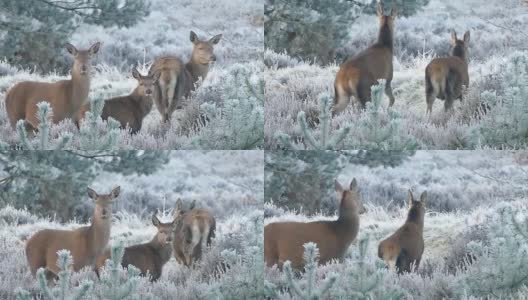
xmin=5 ymin=42 xmax=100 ymax=130
xmin=95 ymin=214 xmax=175 ymax=282
xmin=172 ymin=199 xmax=216 ymax=267
xmin=25 ymin=186 xmax=120 ymax=280
xmin=378 ymin=190 xmax=426 ymax=274
xmin=264 ymin=179 xmax=365 ymax=271
xmin=425 ymin=31 xmax=470 ymax=114
xmin=334 ymin=3 xmax=396 ymax=113
xmin=77 ymin=68 xmax=160 ymax=133
xmin=149 ymin=31 xmax=222 ymax=122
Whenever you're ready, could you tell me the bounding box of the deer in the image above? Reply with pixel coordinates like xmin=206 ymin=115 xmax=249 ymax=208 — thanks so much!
xmin=425 ymin=31 xmax=470 ymax=114
xmin=149 ymin=31 xmax=222 ymax=123
xmin=334 ymin=3 xmax=396 ymax=114
xmin=5 ymin=42 xmax=101 ymax=130
xmin=25 ymin=186 xmax=120 ymax=281
xmin=95 ymin=214 xmax=175 ymax=282
xmin=172 ymin=199 xmax=216 ymax=267
xmin=76 ymin=68 xmax=160 ymax=133
xmin=264 ymin=178 xmax=366 ymax=271
xmin=378 ymin=190 xmax=426 ymax=274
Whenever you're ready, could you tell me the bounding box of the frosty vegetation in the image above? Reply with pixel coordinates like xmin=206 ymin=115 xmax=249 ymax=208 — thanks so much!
xmin=264 ymin=150 xmax=528 ymax=299
xmin=0 ymin=151 xmax=264 ymax=299
xmin=0 ymin=0 xmax=264 ymax=150
xmin=264 ymin=0 xmax=528 ymax=149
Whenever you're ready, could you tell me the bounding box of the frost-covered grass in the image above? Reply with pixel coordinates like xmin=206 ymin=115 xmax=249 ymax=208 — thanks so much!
xmin=264 ymin=0 xmax=528 ymax=149
xmin=0 ymin=151 xmax=264 ymax=299
xmin=264 ymin=200 xmax=528 ymax=299
xmin=0 ymin=0 xmax=263 ymax=149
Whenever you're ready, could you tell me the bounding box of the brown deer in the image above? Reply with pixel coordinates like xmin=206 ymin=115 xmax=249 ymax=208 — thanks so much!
xmin=264 ymin=179 xmax=365 ymax=271
xmin=172 ymin=199 xmax=216 ymax=266
xmin=5 ymin=42 xmax=101 ymax=130
xmin=95 ymin=214 xmax=175 ymax=282
xmin=378 ymin=190 xmax=426 ymax=274
xmin=425 ymin=31 xmax=470 ymax=114
xmin=334 ymin=3 xmax=396 ymax=114
xmin=149 ymin=31 xmax=222 ymax=122
xmin=77 ymin=68 xmax=160 ymax=133
xmin=25 ymin=186 xmax=120 ymax=280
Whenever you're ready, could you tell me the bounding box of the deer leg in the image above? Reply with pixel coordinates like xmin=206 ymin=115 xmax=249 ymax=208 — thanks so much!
xmin=357 ymin=84 xmax=371 ymax=110
xmin=333 ymin=84 xmax=351 ymax=115
xmin=385 ymin=80 xmax=396 ymax=107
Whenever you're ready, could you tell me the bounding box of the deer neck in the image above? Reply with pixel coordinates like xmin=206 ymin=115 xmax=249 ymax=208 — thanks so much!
xmin=406 ymin=208 xmax=425 ymax=232
xmin=149 ymin=236 xmax=173 ymax=263
xmin=130 ymin=88 xmax=153 ymax=116
xmin=69 ymin=70 xmax=91 ymax=113
xmin=452 ymin=47 xmax=468 ymax=66
xmin=186 ymin=59 xmax=210 ymax=85
xmin=377 ymin=23 xmax=393 ymax=51
xmin=335 ymin=205 xmax=360 ymax=242
xmin=89 ymin=212 xmax=111 ymax=255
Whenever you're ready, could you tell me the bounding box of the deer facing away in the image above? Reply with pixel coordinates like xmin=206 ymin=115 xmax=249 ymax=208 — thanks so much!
xmin=378 ymin=190 xmax=426 ymax=274
xmin=264 ymin=179 xmax=365 ymax=271
xmin=172 ymin=199 xmax=216 ymax=267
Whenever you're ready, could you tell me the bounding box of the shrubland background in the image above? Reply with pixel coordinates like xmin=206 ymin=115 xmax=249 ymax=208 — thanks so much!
xmin=0 ymin=0 xmax=264 ymax=149
xmin=264 ymin=150 xmax=528 ymax=299
xmin=0 ymin=150 xmax=264 ymax=299
xmin=264 ymin=0 xmax=528 ymax=150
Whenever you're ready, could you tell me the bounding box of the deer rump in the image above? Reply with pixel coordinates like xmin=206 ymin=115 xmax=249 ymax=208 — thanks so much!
xmin=173 ymin=209 xmax=215 ymax=266
xmin=378 ymin=225 xmax=424 ymax=274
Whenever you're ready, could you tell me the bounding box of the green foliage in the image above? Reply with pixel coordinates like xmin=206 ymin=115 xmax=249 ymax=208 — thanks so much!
xmin=16 ymin=250 xmax=93 ymax=300
xmin=16 ymin=102 xmax=72 ymax=150
xmin=0 ymin=0 xmax=150 ymax=73
xmin=472 ymin=53 xmax=528 ymax=148
xmin=97 ymin=241 xmax=147 ymax=300
xmin=265 ymin=242 xmax=337 ymax=299
xmin=345 ymin=81 xmax=419 ymax=150
xmin=264 ymin=150 xmax=414 ymax=215
xmin=190 ymin=64 xmax=264 ymax=150
xmin=265 ymin=0 xmax=429 ymax=64
xmin=0 ymin=151 xmax=169 ymax=221
xmin=277 ymin=93 xmax=350 ymax=150
xmin=209 ymin=212 xmax=265 ymax=299
xmin=79 ymin=97 xmax=121 ymax=150
xmin=461 ymin=204 xmax=528 ymax=298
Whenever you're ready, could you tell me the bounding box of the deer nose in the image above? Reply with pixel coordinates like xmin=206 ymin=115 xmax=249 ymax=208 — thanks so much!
xmin=210 ymin=55 xmax=217 ymax=62
xmin=80 ymin=65 xmax=88 ymax=73
xmin=145 ymin=89 xmax=152 ymax=95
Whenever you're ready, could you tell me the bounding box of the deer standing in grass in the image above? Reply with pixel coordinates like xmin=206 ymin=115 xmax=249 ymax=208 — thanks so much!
xmin=95 ymin=214 xmax=175 ymax=282
xmin=5 ymin=42 xmax=100 ymax=130
xmin=378 ymin=190 xmax=426 ymax=274
xmin=149 ymin=31 xmax=222 ymax=122
xmin=25 ymin=186 xmax=120 ymax=280
xmin=334 ymin=3 xmax=396 ymax=114
xmin=172 ymin=199 xmax=216 ymax=266
xmin=264 ymin=179 xmax=365 ymax=271
xmin=77 ymin=68 xmax=161 ymax=133
xmin=425 ymin=31 xmax=470 ymax=114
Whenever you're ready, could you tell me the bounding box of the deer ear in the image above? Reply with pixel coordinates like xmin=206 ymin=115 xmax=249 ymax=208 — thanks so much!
xmin=110 ymin=186 xmax=120 ymax=199
xmin=152 ymin=214 xmax=161 ymax=227
xmin=420 ymin=191 xmax=427 ymax=205
xmin=132 ymin=68 xmax=141 ymax=80
xmin=152 ymin=71 xmax=161 ymax=82
xmin=349 ymin=178 xmax=358 ymax=191
xmin=377 ymin=2 xmax=384 ymax=17
xmin=174 ymin=198 xmax=183 ymax=215
xmin=451 ymin=31 xmax=458 ymax=45
xmin=190 ymin=31 xmax=199 ymax=44
xmin=89 ymin=42 xmax=101 ymax=55
xmin=87 ymin=187 xmax=97 ymax=200
xmin=463 ymin=31 xmax=470 ymax=44
xmin=335 ymin=180 xmax=344 ymax=193
xmin=408 ymin=190 xmax=414 ymax=206
xmin=390 ymin=7 xmax=397 ymax=18
xmin=209 ymin=34 xmax=222 ymax=45
xmin=66 ymin=43 xmax=78 ymax=56
xmin=189 ymin=199 xmax=196 ymax=210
